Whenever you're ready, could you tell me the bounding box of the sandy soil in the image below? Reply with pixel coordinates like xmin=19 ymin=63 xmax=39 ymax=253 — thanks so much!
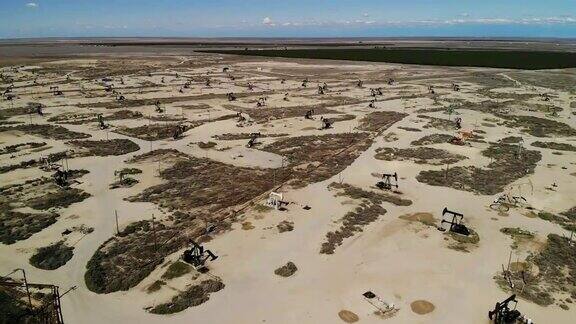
xmin=1 ymin=51 xmax=575 ymax=323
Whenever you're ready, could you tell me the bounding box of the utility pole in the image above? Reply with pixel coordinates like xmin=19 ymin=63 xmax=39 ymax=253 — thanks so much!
xmin=151 ymin=214 xmax=157 ymax=252
xmin=115 ymin=210 xmax=119 ymax=235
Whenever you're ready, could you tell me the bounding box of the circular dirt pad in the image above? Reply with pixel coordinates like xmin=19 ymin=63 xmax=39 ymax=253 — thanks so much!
xmin=338 ymin=310 xmax=359 ymax=323
xmin=410 ymin=300 xmax=435 ymax=315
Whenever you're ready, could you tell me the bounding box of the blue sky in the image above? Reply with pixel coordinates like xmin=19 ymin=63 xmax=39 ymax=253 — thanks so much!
xmin=1 ymin=0 xmax=575 ymax=39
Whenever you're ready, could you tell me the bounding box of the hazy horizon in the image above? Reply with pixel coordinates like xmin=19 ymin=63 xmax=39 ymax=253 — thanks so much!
xmin=1 ymin=1 xmax=576 ymax=39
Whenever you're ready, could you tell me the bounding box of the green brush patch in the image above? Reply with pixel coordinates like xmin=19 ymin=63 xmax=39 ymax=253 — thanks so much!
xmin=201 ymin=48 xmax=576 ymax=70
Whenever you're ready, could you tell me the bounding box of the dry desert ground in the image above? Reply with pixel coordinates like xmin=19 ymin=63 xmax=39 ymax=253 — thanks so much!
xmin=1 ymin=51 xmax=576 ymax=323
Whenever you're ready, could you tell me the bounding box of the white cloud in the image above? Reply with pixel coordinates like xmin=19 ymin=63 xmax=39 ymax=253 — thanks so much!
xmin=262 ymin=17 xmax=275 ymax=26
xmin=298 ymin=16 xmax=576 ymax=27
xmin=26 ymin=2 xmax=38 ymax=8
xmin=363 ymin=13 xmax=369 ymax=17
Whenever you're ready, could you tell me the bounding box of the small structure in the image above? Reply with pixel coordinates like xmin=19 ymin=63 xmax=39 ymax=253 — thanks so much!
xmin=362 ymin=291 xmax=397 ymax=316
xmin=227 ymin=92 xmax=237 ymax=101
xmin=356 ymin=80 xmax=363 ymax=88
xmin=267 ymin=192 xmax=286 ymax=210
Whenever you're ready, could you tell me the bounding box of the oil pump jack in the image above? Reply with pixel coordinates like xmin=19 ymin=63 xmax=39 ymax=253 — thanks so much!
xmin=304 ymin=109 xmax=314 ymax=120
xmin=376 ymin=172 xmax=398 ymax=190
xmin=173 ymin=124 xmax=186 ymax=140
xmin=236 ymin=112 xmax=246 ymax=123
xmin=438 ymin=207 xmax=470 ymax=236
xmin=53 ymin=168 xmax=71 ymax=187
xmin=33 ymin=103 xmax=44 ymax=116
xmin=370 ymin=87 xmax=383 ymax=97
xmin=368 ymin=99 xmax=376 ymax=108
xmin=320 ymin=117 xmax=332 ymax=130
xmin=256 ymin=97 xmax=266 ymax=107
xmin=488 ymin=251 xmax=534 ymax=324
xmin=182 ymin=240 xmax=218 ymax=272
xmin=154 ymin=100 xmax=164 ymax=113
xmin=317 ymin=82 xmax=328 ymax=94
xmin=488 ymin=295 xmax=523 ymax=324
xmin=97 ymin=114 xmax=108 ymax=130
xmin=246 ymin=132 xmax=260 ymax=148
xmin=50 ymin=86 xmax=63 ymax=96
xmin=227 ymin=92 xmax=236 ymax=101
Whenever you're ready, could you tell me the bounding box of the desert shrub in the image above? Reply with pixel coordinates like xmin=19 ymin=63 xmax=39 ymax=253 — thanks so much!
xmin=161 ymin=261 xmax=191 ymax=280
xmin=29 ymin=241 xmax=74 ymax=270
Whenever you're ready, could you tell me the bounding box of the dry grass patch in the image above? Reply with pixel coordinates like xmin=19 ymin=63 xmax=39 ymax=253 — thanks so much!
xmin=375 ymin=147 xmax=467 ymax=165
xmin=329 ymin=182 xmax=412 ymax=206
xmin=320 ymin=203 xmax=386 ymax=254
xmin=358 ymin=111 xmax=408 ymax=133
xmin=495 ymin=234 xmax=576 ymax=307
xmin=274 ymin=262 xmax=298 ymax=277
xmin=68 ymin=139 xmax=140 ymax=156
xmin=411 ymin=133 xmax=453 ymax=146
xmin=417 ymin=143 xmax=541 ymax=195
xmin=0 ymin=124 xmax=90 ymax=140
xmin=531 ymin=141 xmax=576 ymax=152
xmin=498 ymin=115 xmax=576 ymax=138
xmin=149 ymin=279 xmax=225 ymax=314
